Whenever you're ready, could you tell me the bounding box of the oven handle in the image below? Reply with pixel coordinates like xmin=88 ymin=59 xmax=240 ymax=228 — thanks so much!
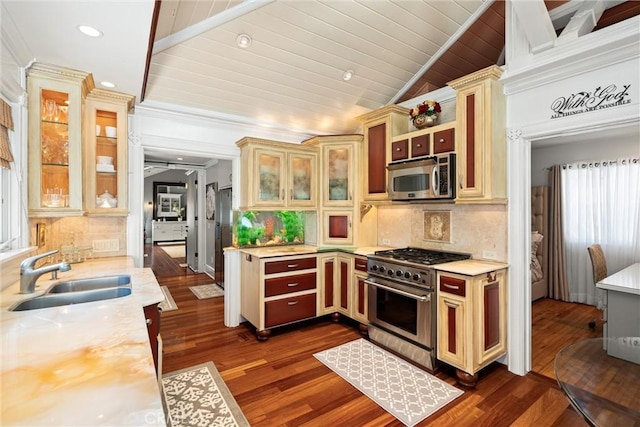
xmin=365 ymin=279 xmax=431 ymax=302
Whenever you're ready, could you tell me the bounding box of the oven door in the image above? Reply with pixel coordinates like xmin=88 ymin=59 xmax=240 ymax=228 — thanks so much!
xmin=366 ymin=277 xmax=433 ymax=349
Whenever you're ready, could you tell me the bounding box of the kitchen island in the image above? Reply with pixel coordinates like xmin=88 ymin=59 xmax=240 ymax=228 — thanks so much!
xmin=0 ymin=256 xmax=166 ymax=426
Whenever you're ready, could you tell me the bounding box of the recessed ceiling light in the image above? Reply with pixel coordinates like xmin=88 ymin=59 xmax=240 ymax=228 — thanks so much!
xmin=78 ymin=25 xmax=103 ymax=38
xmin=236 ymin=34 xmax=252 ymax=48
xmin=342 ymin=70 xmax=355 ymax=81
xmin=177 ymin=157 xmax=183 ymax=161
xmin=100 ymin=81 xmax=116 ymax=88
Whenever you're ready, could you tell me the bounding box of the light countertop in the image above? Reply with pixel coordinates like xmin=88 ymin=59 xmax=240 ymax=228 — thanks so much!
xmin=0 ymin=256 xmax=166 ymax=426
xmin=596 ymin=262 xmax=640 ymax=295
xmin=433 ymin=259 xmax=509 ymax=276
xmin=236 ymin=245 xmax=392 ymax=259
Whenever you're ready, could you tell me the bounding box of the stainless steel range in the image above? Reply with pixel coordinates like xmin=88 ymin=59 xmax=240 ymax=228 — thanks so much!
xmin=366 ymin=247 xmax=470 ymax=371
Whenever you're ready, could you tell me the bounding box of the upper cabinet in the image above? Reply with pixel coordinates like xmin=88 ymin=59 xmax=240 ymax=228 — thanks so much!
xmin=27 ymin=63 xmax=135 ymax=217
xmin=84 ymin=89 xmax=134 ymax=215
xmin=356 ymin=106 xmax=408 ymax=202
xmin=448 ymin=65 xmax=506 ymax=204
xmin=390 ymin=122 xmax=456 ymax=162
xmin=27 ymin=63 xmax=92 ymax=217
xmin=237 ymin=137 xmax=317 ymax=210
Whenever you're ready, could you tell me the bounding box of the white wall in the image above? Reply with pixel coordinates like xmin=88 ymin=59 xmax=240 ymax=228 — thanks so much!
xmin=531 ymin=135 xmax=640 ymax=186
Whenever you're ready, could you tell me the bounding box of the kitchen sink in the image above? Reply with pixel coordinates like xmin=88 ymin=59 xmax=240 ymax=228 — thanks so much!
xmin=46 ymin=275 xmax=131 ymax=294
xmin=9 ymin=287 xmax=132 ymax=312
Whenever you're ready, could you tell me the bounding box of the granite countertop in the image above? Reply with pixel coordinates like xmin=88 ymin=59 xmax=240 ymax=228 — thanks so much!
xmin=433 ymin=259 xmax=509 ymax=276
xmin=0 ymin=256 xmax=166 ymax=426
xmin=237 ymin=245 xmax=392 ymax=258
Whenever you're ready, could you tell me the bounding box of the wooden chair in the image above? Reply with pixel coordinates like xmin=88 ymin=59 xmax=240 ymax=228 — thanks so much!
xmin=587 ymin=244 xmax=607 ymax=329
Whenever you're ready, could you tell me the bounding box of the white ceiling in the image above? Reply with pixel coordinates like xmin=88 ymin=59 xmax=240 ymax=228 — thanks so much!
xmin=2 ymin=0 xmax=486 ymax=139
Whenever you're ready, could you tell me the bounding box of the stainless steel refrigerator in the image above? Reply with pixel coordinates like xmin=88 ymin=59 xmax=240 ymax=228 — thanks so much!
xmin=214 ymin=187 xmax=232 ymax=286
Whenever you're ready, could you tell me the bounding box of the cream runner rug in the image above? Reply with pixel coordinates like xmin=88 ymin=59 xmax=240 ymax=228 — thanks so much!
xmin=162 ymin=362 xmax=249 ymax=427
xmin=314 ymin=338 xmax=463 ymax=427
xmin=189 ymin=284 xmax=224 ymax=300
xmin=159 ymin=244 xmax=185 ymax=259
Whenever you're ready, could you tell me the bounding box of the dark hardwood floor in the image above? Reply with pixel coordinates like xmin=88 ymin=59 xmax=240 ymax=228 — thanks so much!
xmin=145 ymin=244 xmax=588 ymax=426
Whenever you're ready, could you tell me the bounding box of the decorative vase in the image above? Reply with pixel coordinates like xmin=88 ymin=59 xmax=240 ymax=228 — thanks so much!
xmin=412 ymin=114 xmax=437 ymax=129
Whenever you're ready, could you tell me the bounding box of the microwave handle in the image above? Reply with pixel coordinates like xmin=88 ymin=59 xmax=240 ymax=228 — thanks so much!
xmin=432 ymin=166 xmax=439 ymax=196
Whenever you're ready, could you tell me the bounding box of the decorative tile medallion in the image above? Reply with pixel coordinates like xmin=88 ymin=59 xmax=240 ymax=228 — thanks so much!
xmin=314 ymin=339 xmax=463 ymax=426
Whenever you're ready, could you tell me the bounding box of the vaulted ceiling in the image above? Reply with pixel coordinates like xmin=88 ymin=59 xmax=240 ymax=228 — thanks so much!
xmin=3 ymin=0 xmax=639 ymax=140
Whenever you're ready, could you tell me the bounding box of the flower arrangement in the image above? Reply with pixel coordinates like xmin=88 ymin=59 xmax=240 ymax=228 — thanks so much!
xmin=409 ymin=100 xmax=441 ymax=119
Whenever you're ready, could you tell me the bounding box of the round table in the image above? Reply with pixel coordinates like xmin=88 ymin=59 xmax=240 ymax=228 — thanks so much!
xmin=555 ymin=338 xmax=640 ymax=426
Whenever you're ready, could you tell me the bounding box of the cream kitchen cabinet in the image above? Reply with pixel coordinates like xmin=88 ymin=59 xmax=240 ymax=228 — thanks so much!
xmin=448 ymin=65 xmax=506 ymax=204
xmin=436 ymin=267 xmax=507 ymax=387
xmin=237 ymin=137 xmax=317 ymax=210
xmin=390 ymin=122 xmax=456 ymax=162
xmin=336 ymin=254 xmax=353 ymax=317
xmin=356 ymin=105 xmax=409 ymax=202
xmin=152 ymin=221 xmax=187 ymax=243
xmin=240 ymin=253 xmax=318 ymax=341
xmin=351 ymin=255 xmax=369 ymax=325
xmin=318 ymin=253 xmax=338 ymax=315
xmin=84 ymin=89 xmax=134 ymax=215
xmin=27 ymin=63 xmax=91 ymax=217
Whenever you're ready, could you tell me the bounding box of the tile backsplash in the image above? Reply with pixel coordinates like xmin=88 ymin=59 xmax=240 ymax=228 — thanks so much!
xmin=377 ymin=203 xmax=508 ymax=261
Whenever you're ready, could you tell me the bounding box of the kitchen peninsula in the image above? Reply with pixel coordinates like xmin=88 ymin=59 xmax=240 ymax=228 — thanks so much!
xmin=0 ymin=257 xmax=166 ymax=426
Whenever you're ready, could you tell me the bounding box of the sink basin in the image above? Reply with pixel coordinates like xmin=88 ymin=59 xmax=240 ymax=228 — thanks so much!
xmin=46 ymin=275 xmax=131 ymax=294
xmin=9 ymin=287 xmax=132 ymax=312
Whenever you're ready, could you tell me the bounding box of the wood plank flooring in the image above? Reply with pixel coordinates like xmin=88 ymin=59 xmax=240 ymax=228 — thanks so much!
xmin=146 ymin=244 xmax=588 ymax=426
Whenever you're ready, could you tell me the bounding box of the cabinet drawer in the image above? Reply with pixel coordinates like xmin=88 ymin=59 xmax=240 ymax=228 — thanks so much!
xmin=411 ymin=134 xmax=430 ymax=157
xmin=439 ymin=276 xmax=466 ymax=297
xmin=433 ymin=128 xmax=455 ymax=153
xmin=265 ymin=257 xmax=316 ymax=274
xmin=391 ymin=139 xmax=409 ymax=161
xmin=354 ymin=257 xmax=368 ymax=272
xmin=265 ymin=272 xmax=316 ymax=297
xmin=265 ymin=293 xmax=316 ymax=327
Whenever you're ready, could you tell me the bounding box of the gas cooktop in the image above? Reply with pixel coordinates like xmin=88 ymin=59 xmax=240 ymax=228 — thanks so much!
xmin=373 ymin=247 xmax=471 ymax=265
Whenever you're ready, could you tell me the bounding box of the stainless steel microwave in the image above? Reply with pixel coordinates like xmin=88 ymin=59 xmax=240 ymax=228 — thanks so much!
xmin=387 ymin=153 xmax=456 ymax=201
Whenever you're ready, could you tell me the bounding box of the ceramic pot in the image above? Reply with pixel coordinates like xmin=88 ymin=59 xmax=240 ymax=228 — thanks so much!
xmin=412 ymin=114 xmax=436 ymax=129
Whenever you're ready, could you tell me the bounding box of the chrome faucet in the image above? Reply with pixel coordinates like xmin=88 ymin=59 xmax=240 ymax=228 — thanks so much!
xmin=20 ymin=249 xmax=71 ymax=294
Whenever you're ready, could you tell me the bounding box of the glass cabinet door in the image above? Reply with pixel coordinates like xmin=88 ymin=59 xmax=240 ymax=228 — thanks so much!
xmin=324 ymin=144 xmax=354 ymax=207
xmin=27 ymin=65 xmax=87 ymax=217
xmin=254 ymin=149 xmax=285 ymax=206
xmin=288 ymin=152 xmax=316 ymax=208
xmin=84 ymin=89 xmax=133 ymax=215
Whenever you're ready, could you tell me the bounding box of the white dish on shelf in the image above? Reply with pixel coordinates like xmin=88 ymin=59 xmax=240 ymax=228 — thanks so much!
xmin=105 ymin=126 xmax=117 ymax=138
xmin=97 ymin=156 xmax=113 ymax=165
xmin=96 ymin=164 xmax=115 ymax=172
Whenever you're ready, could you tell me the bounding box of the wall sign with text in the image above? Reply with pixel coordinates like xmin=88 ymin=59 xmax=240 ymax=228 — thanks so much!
xmin=550 ymin=84 xmax=631 ymax=119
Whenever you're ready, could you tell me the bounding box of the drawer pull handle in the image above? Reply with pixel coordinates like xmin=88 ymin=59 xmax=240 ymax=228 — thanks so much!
xmin=439 ymin=138 xmax=445 ymax=143
xmin=287 ymin=301 xmax=299 ymax=306
xmin=416 ymin=143 xmax=422 ymax=147
xmin=287 ymin=264 xmax=299 ymax=268
xmin=287 ymin=283 xmax=299 ymax=287
xmin=395 ymin=147 xmax=401 ymax=151
xmin=443 ymin=284 xmax=460 ymax=290
xmin=146 ymin=319 xmax=152 ymax=325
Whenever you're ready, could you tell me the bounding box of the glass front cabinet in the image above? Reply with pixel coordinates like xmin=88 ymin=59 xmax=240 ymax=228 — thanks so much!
xmin=84 ymin=89 xmax=134 ymax=215
xmin=27 ymin=64 xmax=91 ymax=217
xmin=27 ymin=63 xmax=134 ymax=217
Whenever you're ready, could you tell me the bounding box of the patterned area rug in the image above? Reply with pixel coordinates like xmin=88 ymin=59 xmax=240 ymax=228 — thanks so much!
xmin=160 ymin=244 xmax=185 ymax=259
xmin=189 ymin=284 xmax=224 ymax=300
xmin=158 ymin=286 xmax=178 ymax=312
xmin=162 ymin=362 xmax=249 ymax=427
xmin=314 ymin=338 xmax=463 ymax=427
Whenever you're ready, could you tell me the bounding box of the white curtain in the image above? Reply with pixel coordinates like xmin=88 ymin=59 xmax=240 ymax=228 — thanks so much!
xmin=561 ymin=158 xmax=640 ymax=307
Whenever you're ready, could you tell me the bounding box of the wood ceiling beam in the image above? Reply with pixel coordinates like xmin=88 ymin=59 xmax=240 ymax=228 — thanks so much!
xmin=153 ymin=0 xmax=275 ymax=55
xmin=511 ymin=0 xmax=557 ymax=53
xmin=556 ymin=0 xmax=607 ymax=43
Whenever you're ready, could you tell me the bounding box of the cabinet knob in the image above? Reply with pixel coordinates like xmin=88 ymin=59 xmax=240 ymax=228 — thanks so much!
xmin=439 ymin=138 xmax=445 ymax=143
xmin=290 ymin=189 xmax=293 ymax=200
xmin=281 ymin=189 xmax=285 ymax=200
xmin=146 ymin=318 xmax=152 ymax=325
xmin=395 ymin=147 xmax=401 ymax=151
xmin=416 ymin=143 xmax=422 ymax=147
